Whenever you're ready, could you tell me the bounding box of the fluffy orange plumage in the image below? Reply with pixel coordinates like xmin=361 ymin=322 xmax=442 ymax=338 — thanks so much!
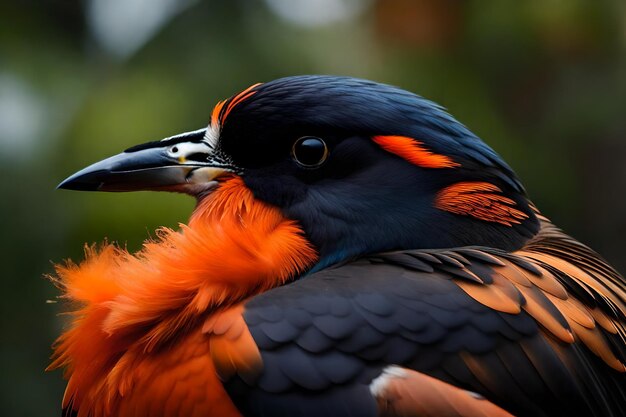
xmin=49 ymin=177 xmax=318 ymax=417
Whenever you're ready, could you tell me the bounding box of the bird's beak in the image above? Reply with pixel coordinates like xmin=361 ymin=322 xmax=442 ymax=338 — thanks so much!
xmin=58 ymin=128 xmax=233 ymax=194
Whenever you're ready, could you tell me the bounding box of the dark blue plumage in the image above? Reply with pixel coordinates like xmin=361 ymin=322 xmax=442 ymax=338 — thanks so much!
xmin=225 ymin=76 xmax=522 ymax=189
xmin=217 ymin=76 xmax=537 ymax=270
xmin=56 ymin=75 xmax=626 ymax=417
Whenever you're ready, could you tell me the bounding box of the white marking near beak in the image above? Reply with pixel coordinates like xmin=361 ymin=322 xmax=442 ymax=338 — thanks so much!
xmin=204 ymin=121 xmax=220 ymax=150
xmin=160 ymin=128 xmax=207 ymax=141
xmin=167 ymin=141 xmax=212 ymax=162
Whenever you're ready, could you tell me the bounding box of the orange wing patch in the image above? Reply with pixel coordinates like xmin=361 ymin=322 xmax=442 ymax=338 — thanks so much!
xmin=203 ymin=304 xmax=263 ymax=383
xmin=372 ymin=135 xmax=459 ymax=169
xmin=516 ymin=250 xmax=626 ymax=372
xmin=372 ymin=366 xmax=514 ymax=417
xmin=435 ymin=181 xmax=529 ymax=226
xmin=446 ymin=247 xmax=626 ymax=372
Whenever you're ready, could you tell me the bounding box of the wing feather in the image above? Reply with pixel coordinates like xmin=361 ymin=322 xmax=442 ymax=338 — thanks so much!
xmin=223 ymin=221 xmax=626 ymax=417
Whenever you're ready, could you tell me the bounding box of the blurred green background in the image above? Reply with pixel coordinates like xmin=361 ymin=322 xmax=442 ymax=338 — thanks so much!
xmin=1 ymin=0 xmax=625 ymax=415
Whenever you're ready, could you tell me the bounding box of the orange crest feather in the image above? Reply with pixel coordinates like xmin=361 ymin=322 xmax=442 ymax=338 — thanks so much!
xmin=211 ymin=83 xmax=261 ymax=130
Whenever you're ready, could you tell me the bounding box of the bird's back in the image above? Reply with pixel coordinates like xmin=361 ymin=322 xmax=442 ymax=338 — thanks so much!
xmin=222 ymin=213 xmax=626 ymax=417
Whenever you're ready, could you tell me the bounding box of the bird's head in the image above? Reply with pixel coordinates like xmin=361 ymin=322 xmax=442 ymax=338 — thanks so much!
xmin=60 ymin=76 xmax=539 ymax=271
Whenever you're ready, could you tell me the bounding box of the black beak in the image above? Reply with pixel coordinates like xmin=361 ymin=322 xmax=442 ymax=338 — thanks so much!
xmin=58 ymin=128 xmax=233 ymax=193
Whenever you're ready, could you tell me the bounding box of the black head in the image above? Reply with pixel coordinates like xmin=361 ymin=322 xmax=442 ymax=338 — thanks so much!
xmin=59 ymin=75 xmax=539 ymax=270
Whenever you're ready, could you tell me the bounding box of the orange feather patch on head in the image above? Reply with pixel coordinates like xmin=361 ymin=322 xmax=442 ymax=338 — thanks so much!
xmin=222 ymin=83 xmax=261 ymax=123
xmin=372 ymin=135 xmax=459 ymax=169
xmin=435 ymin=181 xmax=528 ymax=226
xmin=211 ymin=83 xmax=261 ymax=131
xmin=210 ymin=100 xmax=227 ymax=130
xmin=49 ymin=176 xmax=317 ymax=416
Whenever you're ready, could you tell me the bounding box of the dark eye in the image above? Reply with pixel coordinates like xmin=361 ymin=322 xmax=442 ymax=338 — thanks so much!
xmin=292 ymin=136 xmax=328 ymax=167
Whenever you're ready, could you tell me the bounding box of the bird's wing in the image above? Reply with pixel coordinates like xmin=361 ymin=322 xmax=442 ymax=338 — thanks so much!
xmin=212 ymin=228 xmax=626 ymax=417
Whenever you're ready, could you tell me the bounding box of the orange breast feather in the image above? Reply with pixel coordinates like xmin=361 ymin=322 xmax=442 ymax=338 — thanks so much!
xmin=49 ymin=177 xmax=317 ymax=417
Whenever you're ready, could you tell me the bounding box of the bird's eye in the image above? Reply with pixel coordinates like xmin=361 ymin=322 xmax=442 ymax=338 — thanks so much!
xmin=292 ymin=137 xmax=328 ymax=167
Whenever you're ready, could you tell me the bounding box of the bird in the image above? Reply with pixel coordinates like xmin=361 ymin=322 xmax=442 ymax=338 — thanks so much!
xmin=50 ymin=75 xmax=626 ymax=417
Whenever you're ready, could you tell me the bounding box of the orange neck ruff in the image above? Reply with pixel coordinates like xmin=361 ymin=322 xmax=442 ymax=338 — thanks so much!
xmin=50 ymin=177 xmax=317 ymax=415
